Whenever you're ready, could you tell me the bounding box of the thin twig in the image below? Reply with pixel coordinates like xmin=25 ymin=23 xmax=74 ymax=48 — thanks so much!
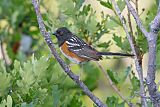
xmin=130 ymin=0 xmax=135 ymax=4
xmin=135 ymin=0 xmax=138 ymax=14
xmin=127 ymin=9 xmax=134 ymax=36
xmin=125 ymin=0 xmax=149 ymax=38
xmin=31 ymin=0 xmax=107 ymax=107
xmin=110 ymin=0 xmax=148 ymax=107
xmin=96 ymin=62 xmax=134 ymax=107
xmin=127 ymin=1 xmax=143 ymax=67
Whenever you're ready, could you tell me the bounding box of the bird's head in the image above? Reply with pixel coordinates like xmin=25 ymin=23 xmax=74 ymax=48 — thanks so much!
xmin=53 ymin=27 xmax=72 ymax=46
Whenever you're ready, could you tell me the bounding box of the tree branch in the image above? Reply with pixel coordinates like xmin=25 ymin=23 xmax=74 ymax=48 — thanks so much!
xmin=31 ymin=0 xmax=107 ymax=107
xmin=127 ymin=9 xmax=134 ymax=36
xmin=96 ymin=62 xmax=134 ymax=107
xmin=135 ymin=0 xmax=138 ymax=14
xmin=125 ymin=0 xmax=160 ymax=106
xmin=146 ymin=9 xmax=160 ymax=107
xmin=110 ymin=0 xmax=148 ymax=106
xmin=125 ymin=0 xmax=149 ymax=38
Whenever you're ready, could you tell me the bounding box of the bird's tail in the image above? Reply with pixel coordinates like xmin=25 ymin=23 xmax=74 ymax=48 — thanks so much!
xmin=97 ymin=52 xmax=134 ymax=57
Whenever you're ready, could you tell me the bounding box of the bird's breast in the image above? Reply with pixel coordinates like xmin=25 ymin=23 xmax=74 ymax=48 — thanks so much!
xmin=60 ymin=42 xmax=87 ymax=64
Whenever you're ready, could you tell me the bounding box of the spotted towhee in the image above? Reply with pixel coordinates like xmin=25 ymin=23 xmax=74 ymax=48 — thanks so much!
xmin=53 ymin=27 xmax=133 ymax=64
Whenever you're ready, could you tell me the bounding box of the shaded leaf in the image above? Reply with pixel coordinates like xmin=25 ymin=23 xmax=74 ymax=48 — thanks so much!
xmin=119 ymin=66 xmax=132 ymax=84
xmin=83 ymin=63 xmax=100 ymax=90
xmin=97 ymin=41 xmax=111 ymax=48
xmin=52 ymin=85 xmax=61 ymax=107
xmin=106 ymin=96 xmax=125 ymax=107
xmin=107 ymin=69 xmax=120 ymax=85
xmin=68 ymin=93 xmax=84 ymax=107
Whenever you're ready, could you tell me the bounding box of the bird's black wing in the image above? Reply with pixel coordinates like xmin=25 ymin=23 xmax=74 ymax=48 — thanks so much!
xmin=66 ymin=36 xmax=101 ymax=61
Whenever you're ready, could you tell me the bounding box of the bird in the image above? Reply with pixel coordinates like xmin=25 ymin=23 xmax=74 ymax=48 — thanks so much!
xmin=53 ymin=27 xmax=133 ymax=64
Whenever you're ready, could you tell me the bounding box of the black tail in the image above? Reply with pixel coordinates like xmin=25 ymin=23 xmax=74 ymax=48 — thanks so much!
xmin=97 ymin=52 xmax=134 ymax=57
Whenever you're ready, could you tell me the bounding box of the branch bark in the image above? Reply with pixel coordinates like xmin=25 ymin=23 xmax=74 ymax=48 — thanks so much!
xmin=31 ymin=0 xmax=107 ymax=107
xmin=110 ymin=0 xmax=148 ymax=106
xmin=125 ymin=0 xmax=160 ymax=106
xmin=125 ymin=0 xmax=149 ymax=38
xmin=146 ymin=10 xmax=160 ymax=107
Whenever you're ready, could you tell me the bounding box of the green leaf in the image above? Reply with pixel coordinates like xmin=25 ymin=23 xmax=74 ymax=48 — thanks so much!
xmin=113 ymin=34 xmax=131 ymax=51
xmin=107 ymin=69 xmax=120 ymax=85
xmin=106 ymin=96 xmax=125 ymax=107
xmin=6 ymin=95 xmax=12 ymax=107
xmin=117 ymin=0 xmax=126 ymax=11
xmin=52 ymin=85 xmax=61 ymax=107
xmin=79 ymin=4 xmax=91 ymax=16
xmin=105 ymin=16 xmax=121 ymax=29
xmin=0 ymin=99 xmax=7 ymax=107
xmin=129 ymin=72 xmax=140 ymax=95
xmin=68 ymin=93 xmax=83 ymax=107
xmin=97 ymin=41 xmax=111 ymax=48
xmin=74 ymin=0 xmax=85 ymax=9
xmin=83 ymin=63 xmax=100 ymax=90
xmin=117 ymin=102 xmax=125 ymax=107
xmin=12 ymin=55 xmax=51 ymax=98
xmin=119 ymin=66 xmax=132 ymax=84
xmin=113 ymin=34 xmax=123 ymax=48
xmin=0 ymin=61 xmax=12 ymax=96
xmin=85 ymin=13 xmax=98 ymax=34
xmin=97 ymin=0 xmax=113 ymax=10
xmin=136 ymin=27 xmax=148 ymax=53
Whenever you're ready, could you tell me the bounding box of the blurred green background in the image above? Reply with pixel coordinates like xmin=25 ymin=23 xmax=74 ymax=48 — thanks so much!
xmin=0 ymin=0 xmax=159 ymax=107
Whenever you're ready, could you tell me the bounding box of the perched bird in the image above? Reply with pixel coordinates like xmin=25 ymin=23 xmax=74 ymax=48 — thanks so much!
xmin=53 ymin=27 xmax=133 ymax=64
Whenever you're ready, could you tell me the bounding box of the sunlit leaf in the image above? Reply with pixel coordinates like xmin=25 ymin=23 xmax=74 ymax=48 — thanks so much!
xmin=97 ymin=0 xmax=113 ymax=10
xmin=6 ymin=95 xmax=12 ymax=107
xmin=113 ymin=34 xmax=123 ymax=48
xmin=117 ymin=0 xmax=126 ymax=11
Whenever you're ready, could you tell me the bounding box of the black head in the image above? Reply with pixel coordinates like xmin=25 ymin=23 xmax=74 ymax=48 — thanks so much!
xmin=53 ymin=27 xmax=72 ymax=46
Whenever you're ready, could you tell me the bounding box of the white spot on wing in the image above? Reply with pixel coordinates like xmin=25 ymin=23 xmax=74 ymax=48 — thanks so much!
xmin=66 ymin=41 xmax=80 ymax=46
xmin=71 ymin=37 xmax=77 ymax=41
xmin=73 ymin=49 xmax=82 ymax=52
xmin=69 ymin=38 xmax=74 ymax=41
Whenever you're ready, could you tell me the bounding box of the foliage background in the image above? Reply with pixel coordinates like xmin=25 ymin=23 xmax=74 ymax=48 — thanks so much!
xmin=0 ymin=0 xmax=159 ymax=107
